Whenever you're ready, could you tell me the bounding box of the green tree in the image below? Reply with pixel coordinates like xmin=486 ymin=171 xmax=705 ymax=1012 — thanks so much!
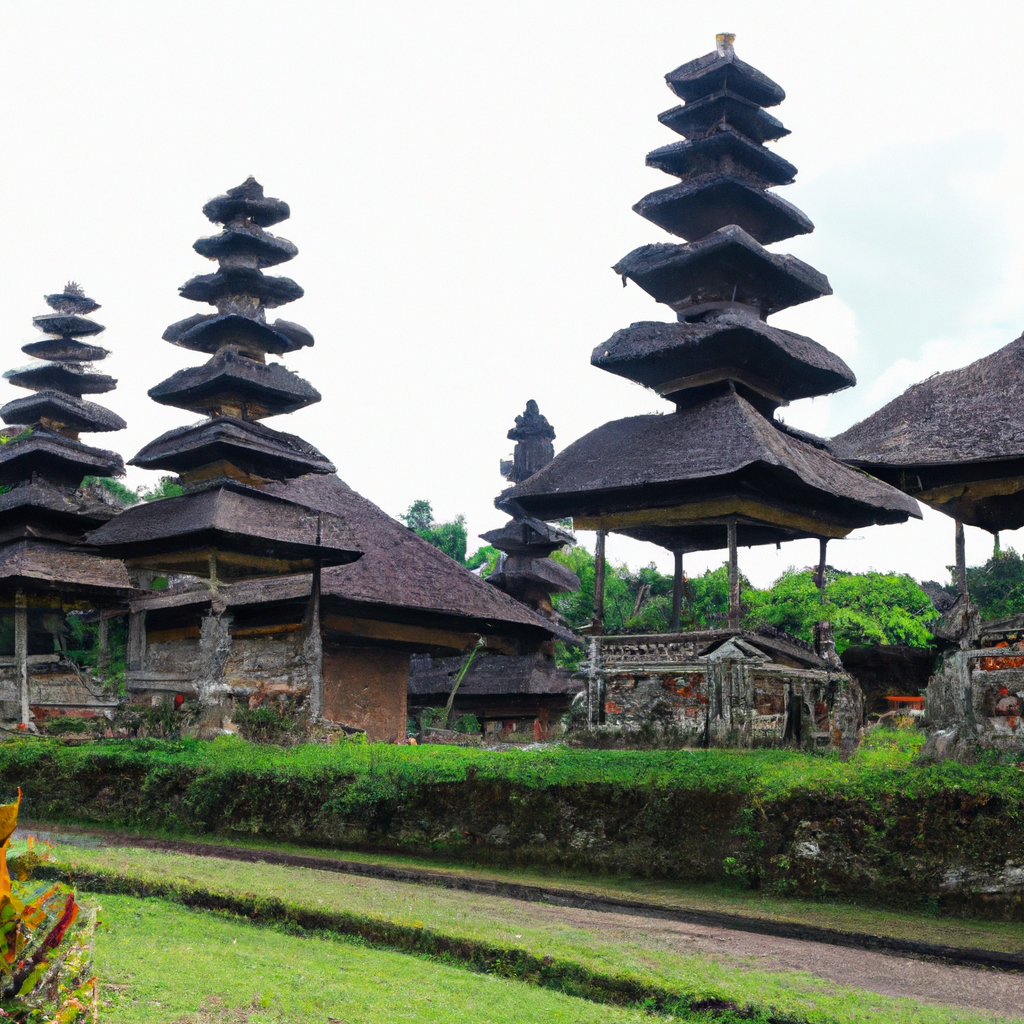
xmin=399 ymin=499 xmax=468 ymax=564
xmin=960 ymin=547 xmax=1024 ymax=618
xmin=465 ymin=544 xmax=500 ymax=576
xmin=81 ymin=476 xmax=139 ymax=506
xmin=138 ymin=476 xmax=184 ymax=502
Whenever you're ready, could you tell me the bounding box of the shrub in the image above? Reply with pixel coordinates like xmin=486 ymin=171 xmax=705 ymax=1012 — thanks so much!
xmin=42 ymin=717 xmax=89 ymax=736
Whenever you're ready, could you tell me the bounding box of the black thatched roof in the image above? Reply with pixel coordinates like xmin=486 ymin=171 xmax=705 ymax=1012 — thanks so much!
xmin=163 ymin=313 xmax=313 ymax=356
xmin=0 ymin=432 xmax=123 ymax=487
xmin=480 ymin=516 xmax=573 ymax=557
xmin=4 ymin=364 xmax=116 ymax=397
xmin=634 ymin=174 xmax=812 ymax=245
xmin=829 ymin=335 xmax=1024 ymax=531
xmin=0 ymin=480 xmax=119 ymax=543
xmin=130 ymin=417 xmax=334 ymax=479
xmin=646 ymin=130 xmax=796 ymax=186
xmin=86 ymin=484 xmax=361 ymax=579
xmin=832 ymin=336 xmax=1024 ymax=467
xmin=665 ymin=43 xmax=785 ymax=107
xmin=614 ymin=225 xmax=831 ymax=318
xmin=194 ymin=228 xmax=297 ymax=268
xmin=21 ymin=339 xmax=109 ymax=363
xmin=203 ymin=177 xmax=290 ymax=228
xmin=593 ymin=312 xmax=854 ymax=403
xmin=148 ymin=349 xmax=321 ymax=418
xmin=506 ymin=389 xmax=920 ymax=545
xmin=487 ymin=556 xmax=580 ymax=597
xmin=0 ymin=391 xmax=125 ymax=433
xmin=407 ymin=653 xmax=583 ymax=697
xmin=130 ymin=474 xmax=575 ymax=646
xmin=0 ymin=539 xmax=131 ymax=595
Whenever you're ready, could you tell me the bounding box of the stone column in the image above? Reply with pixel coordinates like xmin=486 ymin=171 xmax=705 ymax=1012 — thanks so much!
xmin=727 ymin=521 xmax=740 ymax=629
xmin=15 ymin=592 xmax=28 ymax=728
xmin=670 ymin=550 xmax=683 ymax=631
xmin=592 ymin=530 xmax=606 ymax=635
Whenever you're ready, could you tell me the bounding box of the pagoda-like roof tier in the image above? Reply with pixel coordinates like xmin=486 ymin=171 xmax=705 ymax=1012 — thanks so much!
xmin=659 ymin=92 xmax=789 ymax=143
xmin=1 ymin=391 xmax=126 ymax=433
xmin=163 ymin=313 xmax=313 ymax=356
xmin=148 ymin=349 xmax=321 ymax=419
xmin=0 ymin=431 xmax=124 ymax=487
xmin=830 ymin=334 xmax=1024 ymax=532
xmin=4 ymin=363 xmax=116 ymax=397
xmin=180 ymin=267 xmax=304 ymax=308
xmin=193 ymin=228 xmax=298 ymax=269
xmin=86 ymin=485 xmax=361 ymax=581
xmin=487 ymin=555 xmax=580 ymax=597
xmin=0 ymin=539 xmax=132 ymax=597
xmin=203 ymin=177 xmax=290 ymax=228
xmin=613 ymin=225 xmax=831 ymax=317
xmin=44 ymin=289 xmax=100 ymax=316
xmin=665 ymin=46 xmax=785 ymax=107
xmin=31 ymin=313 xmax=105 ymax=338
xmin=634 ymin=174 xmax=813 ymax=244
xmin=505 ymin=391 xmax=920 ymax=535
xmin=130 ymin=416 xmax=335 ymax=480
xmin=616 ymin=520 xmax=820 ymax=553
xmin=646 ymin=130 xmax=797 ymax=186
xmin=0 ymin=480 xmax=119 ymax=544
xmin=480 ymin=516 xmax=574 ymax=558
xmin=21 ymin=338 xmax=109 ymax=363
xmin=593 ymin=313 xmax=854 ymax=403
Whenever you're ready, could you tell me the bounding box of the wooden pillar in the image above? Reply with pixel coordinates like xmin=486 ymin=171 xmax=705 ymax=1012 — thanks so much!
xmin=670 ymin=550 xmax=684 ymax=632
xmin=816 ymin=538 xmax=828 ymax=604
xmin=727 ymin=521 xmax=740 ymax=629
xmin=98 ymin=614 xmax=109 ymax=677
xmin=305 ymin=514 xmax=324 ymax=720
xmin=127 ymin=609 xmax=146 ymax=673
xmin=592 ymin=530 xmax=606 ymax=636
xmin=955 ymin=520 xmax=968 ymax=598
xmin=15 ymin=592 xmax=28 ymax=728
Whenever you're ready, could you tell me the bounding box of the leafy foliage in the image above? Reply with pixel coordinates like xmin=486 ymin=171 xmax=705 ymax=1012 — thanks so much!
xmin=0 ymin=794 xmax=94 ymax=1022
xmin=955 ymin=546 xmax=1024 ymax=619
xmin=400 ymin=499 xmax=469 ymax=565
xmin=79 ymin=476 xmax=138 ymax=506
xmin=138 ymin=476 xmax=184 ymax=502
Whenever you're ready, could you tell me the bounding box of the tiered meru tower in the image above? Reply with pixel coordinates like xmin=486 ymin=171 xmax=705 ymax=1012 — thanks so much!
xmin=506 ymin=35 xmax=920 ymax=627
xmin=481 ymin=401 xmax=578 ymax=623
xmin=0 ymin=284 xmax=132 ymax=723
xmin=89 ymin=178 xmax=360 ymax=580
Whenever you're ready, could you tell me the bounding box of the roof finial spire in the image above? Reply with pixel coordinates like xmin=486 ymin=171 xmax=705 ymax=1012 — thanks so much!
xmin=716 ymin=32 xmax=735 ymax=56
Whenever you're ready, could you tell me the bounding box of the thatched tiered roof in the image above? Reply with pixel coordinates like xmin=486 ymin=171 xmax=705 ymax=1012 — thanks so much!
xmin=831 ymin=335 xmax=1024 ymax=531
xmin=507 ymin=35 xmax=919 ymax=552
xmin=88 ymin=179 xmax=360 ymax=578
xmin=0 ymin=284 xmax=131 ymax=597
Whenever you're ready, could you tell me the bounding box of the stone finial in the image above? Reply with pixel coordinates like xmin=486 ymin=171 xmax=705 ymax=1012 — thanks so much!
xmin=716 ymin=32 xmax=735 ymax=56
xmin=501 ymin=401 xmax=556 ymax=484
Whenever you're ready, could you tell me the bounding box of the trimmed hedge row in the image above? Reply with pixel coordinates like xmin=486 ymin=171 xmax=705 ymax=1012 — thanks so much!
xmin=5 ymin=735 xmax=1024 ymax=916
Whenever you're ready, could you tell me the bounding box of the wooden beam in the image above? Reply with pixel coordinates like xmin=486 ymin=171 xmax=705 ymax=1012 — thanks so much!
xmin=670 ymin=550 xmax=683 ymax=631
xmin=727 ymin=521 xmax=740 ymax=629
xmin=593 ymin=530 xmax=606 ymax=636
xmin=574 ymin=499 xmax=853 ymax=538
xmin=321 ymin=612 xmax=481 ymax=652
xmin=146 ymin=626 xmax=201 ymax=645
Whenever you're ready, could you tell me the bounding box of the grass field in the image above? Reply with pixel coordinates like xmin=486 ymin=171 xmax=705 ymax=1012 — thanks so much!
xmin=62 ymin=842 xmax=1019 ymax=1024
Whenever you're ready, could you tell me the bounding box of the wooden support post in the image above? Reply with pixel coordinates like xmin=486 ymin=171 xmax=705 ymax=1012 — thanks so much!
xmin=15 ymin=592 xmax=28 ymax=728
xmin=127 ymin=609 xmax=146 ymax=673
xmin=727 ymin=521 xmax=740 ymax=629
xmin=816 ymin=538 xmax=828 ymax=604
xmin=955 ymin=520 xmax=968 ymax=598
xmin=304 ymin=513 xmax=324 ymax=721
xmin=670 ymin=549 xmax=683 ymax=632
xmin=98 ymin=614 xmax=109 ymax=677
xmin=593 ymin=530 xmax=606 ymax=636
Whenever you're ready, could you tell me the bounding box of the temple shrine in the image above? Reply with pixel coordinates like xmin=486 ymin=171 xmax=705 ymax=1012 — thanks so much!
xmin=504 ymin=35 xmax=922 ymax=745
xmin=0 ymin=285 xmax=132 ymax=724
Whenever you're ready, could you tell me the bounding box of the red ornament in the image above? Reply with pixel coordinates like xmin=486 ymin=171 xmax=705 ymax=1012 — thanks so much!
xmin=174 ymin=693 xmax=185 ymax=707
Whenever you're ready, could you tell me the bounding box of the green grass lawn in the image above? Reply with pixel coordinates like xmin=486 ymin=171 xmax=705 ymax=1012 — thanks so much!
xmin=32 ymin=821 xmax=1024 ymax=956
xmin=94 ymin=895 xmax=656 ymax=1024
xmin=65 ymin=843 xmax=1018 ymax=1024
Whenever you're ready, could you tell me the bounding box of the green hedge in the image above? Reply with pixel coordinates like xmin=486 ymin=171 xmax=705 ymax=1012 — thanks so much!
xmin=4 ymin=732 xmax=1024 ymax=915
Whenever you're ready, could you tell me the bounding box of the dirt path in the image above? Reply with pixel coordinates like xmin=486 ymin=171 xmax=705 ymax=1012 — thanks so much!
xmin=22 ymin=822 xmax=1024 ymax=1020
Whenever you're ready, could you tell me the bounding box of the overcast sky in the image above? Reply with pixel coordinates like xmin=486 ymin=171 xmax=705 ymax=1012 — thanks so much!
xmin=0 ymin=0 xmax=1021 ymax=587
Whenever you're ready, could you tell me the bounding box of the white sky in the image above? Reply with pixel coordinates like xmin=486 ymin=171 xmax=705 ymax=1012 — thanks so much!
xmin=0 ymin=0 xmax=1022 ymax=587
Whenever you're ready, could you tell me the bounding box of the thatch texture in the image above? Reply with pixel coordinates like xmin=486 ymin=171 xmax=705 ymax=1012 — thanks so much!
xmin=0 ymin=391 xmax=125 ymax=433
xmin=831 ymin=336 xmax=1024 ymax=467
xmin=0 ymin=539 xmax=131 ymax=594
xmin=593 ymin=313 xmax=854 ymax=402
xmin=148 ymin=349 xmax=321 ymax=418
xmin=407 ymin=653 xmax=582 ymax=698
xmin=0 ymin=432 xmax=123 ymax=486
xmin=646 ymin=130 xmax=796 ymax=184
xmin=131 ymin=417 xmax=334 ymax=478
xmin=665 ymin=46 xmax=785 ymax=106
xmin=506 ymin=390 xmax=920 ymax=542
xmin=614 ymin=225 xmax=831 ymax=317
